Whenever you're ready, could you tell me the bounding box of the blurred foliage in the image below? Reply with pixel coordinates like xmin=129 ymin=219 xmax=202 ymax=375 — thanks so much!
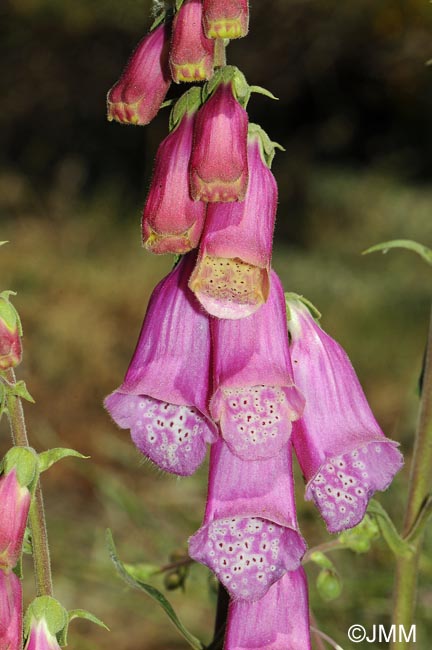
xmin=1 ymin=0 xmax=432 ymax=649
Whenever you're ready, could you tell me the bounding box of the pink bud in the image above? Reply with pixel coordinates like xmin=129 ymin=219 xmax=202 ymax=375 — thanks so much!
xmin=142 ymin=111 xmax=206 ymax=254
xmin=107 ymin=23 xmax=171 ymax=125
xmin=189 ymin=82 xmax=248 ymax=202
xmin=0 ymin=469 xmax=31 ymax=572
xmin=189 ymin=133 xmax=276 ymax=317
xmin=210 ymin=272 xmax=304 ymax=460
xmin=203 ymin=0 xmax=249 ymax=39
xmin=224 ymin=569 xmax=311 ymax=649
xmin=0 ymin=571 xmax=22 ymax=650
xmin=24 ymin=619 xmax=61 ymax=650
xmin=189 ymin=441 xmax=306 ymax=601
xmin=287 ymin=299 xmax=404 ymax=533
xmin=170 ymin=0 xmax=215 ymax=83
xmin=0 ymin=294 xmax=22 ymax=371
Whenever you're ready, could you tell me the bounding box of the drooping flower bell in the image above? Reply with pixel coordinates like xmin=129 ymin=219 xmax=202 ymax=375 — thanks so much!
xmin=209 ymin=272 xmax=304 ymax=460
xmin=189 ymin=125 xmax=277 ymax=318
xmin=105 ymin=254 xmax=217 ymax=476
xmin=189 ymin=73 xmax=249 ymax=202
xmin=189 ymin=441 xmax=306 ymax=601
xmin=0 ymin=292 xmax=22 ymax=371
xmin=170 ymin=0 xmax=215 ymax=83
xmin=202 ymin=0 xmax=249 ymax=39
xmin=142 ymin=88 xmax=206 ymax=254
xmin=286 ymin=297 xmax=404 ymax=533
xmin=224 ymin=568 xmax=311 ymax=650
xmin=0 ymin=571 xmax=22 ymax=650
xmin=107 ymin=22 xmax=171 ymax=125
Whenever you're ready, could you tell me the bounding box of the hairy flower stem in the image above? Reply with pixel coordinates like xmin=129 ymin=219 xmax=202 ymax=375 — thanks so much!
xmin=214 ymin=38 xmax=226 ymax=68
xmin=391 ymin=306 xmax=432 ymax=649
xmin=5 ymin=368 xmax=54 ymax=598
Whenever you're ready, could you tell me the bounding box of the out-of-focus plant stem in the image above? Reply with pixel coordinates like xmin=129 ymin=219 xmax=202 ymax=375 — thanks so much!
xmin=5 ymin=368 xmax=53 ymax=598
xmin=391 ymin=305 xmax=432 ymax=649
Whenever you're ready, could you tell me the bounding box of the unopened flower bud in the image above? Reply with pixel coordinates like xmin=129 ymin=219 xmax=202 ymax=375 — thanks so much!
xmin=190 ymin=81 xmax=248 ymax=202
xmin=107 ymin=23 xmax=171 ymax=125
xmin=316 ymin=569 xmax=342 ymax=602
xmin=203 ymin=0 xmax=249 ymax=39
xmin=170 ymin=0 xmax=215 ymax=83
xmin=0 ymin=292 xmax=22 ymax=371
xmin=164 ymin=570 xmax=184 ymax=591
xmin=0 ymin=571 xmax=22 ymax=650
xmin=24 ymin=597 xmax=67 ymax=650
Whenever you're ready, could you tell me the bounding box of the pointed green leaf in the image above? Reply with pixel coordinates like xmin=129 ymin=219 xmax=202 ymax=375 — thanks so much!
xmin=249 ymin=85 xmax=279 ymax=101
xmin=123 ymin=562 xmax=160 ymax=581
xmin=12 ymin=381 xmax=35 ymax=403
xmin=106 ymin=530 xmax=204 ymax=650
xmin=362 ymin=239 xmax=432 ymax=266
xmin=38 ymin=448 xmax=89 ymax=473
xmin=367 ymin=500 xmax=414 ymax=558
xmin=68 ymin=609 xmax=109 ymax=630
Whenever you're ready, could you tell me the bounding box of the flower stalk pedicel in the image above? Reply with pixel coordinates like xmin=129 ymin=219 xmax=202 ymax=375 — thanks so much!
xmin=287 ymin=298 xmax=403 ymax=533
xmin=105 ymin=254 xmax=217 ymax=476
xmin=107 ymin=23 xmax=171 ymax=125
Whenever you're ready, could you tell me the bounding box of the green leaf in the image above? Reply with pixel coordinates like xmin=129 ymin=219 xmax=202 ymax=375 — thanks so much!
xmin=38 ymin=448 xmax=89 ymax=473
xmin=105 ymin=530 xmax=204 ymax=650
xmin=249 ymin=85 xmax=279 ymax=101
xmin=339 ymin=515 xmax=380 ymax=553
xmin=362 ymin=239 xmax=432 ymax=266
xmin=367 ymin=500 xmax=414 ymax=558
xmin=123 ymin=562 xmax=160 ymax=582
xmin=11 ymin=381 xmax=35 ymax=403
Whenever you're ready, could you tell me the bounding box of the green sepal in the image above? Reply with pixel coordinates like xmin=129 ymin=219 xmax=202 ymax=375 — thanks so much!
xmin=175 ymin=0 xmax=185 ymax=10
xmin=367 ymin=499 xmax=414 ymax=558
xmin=2 ymin=446 xmax=39 ymax=489
xmin=248 ymin=122 xmax=284 ymax=168
xmin=38 ymin=448 xmax=89 ymax=473
xmin=22 ymin=527 xmax=32 ymax=555
xmin=10 ymin=380 xmax=35 ymax=403
xmin=249 ymin=85 xmax=279 ymax=101
xmin=24 ymin=596 xmax=68 ymax=638
xmin=362 ymin=239 xmax=432 ymax=266
xmin=308 ymin=551 xmax=335 ymax=571
xmin=150 ymin=8 xmax=167 ymax=31
xmin=285 ymin=292 xmax=322 ymax=322
xmin=0 ymin=382 xmax=7 ymax=420
xmin=203 ymin=66 xmax=250 ymax=107
xmin=0 ymin=291 xmax=22 ymax=335
xmin=169 ymin=86 xmax=202 ymax=132
xmin=13 ymin=556 xmax=23 ymax=580
xmin=106 ymin=530 xmax=204 ymax=650
xmin=338 ymin=515 xmax=380 ymax=553
xmin=58 ymin=609 xmax=109 ymax=646
xmin=316 ymin=568 xmax=343 ymax=601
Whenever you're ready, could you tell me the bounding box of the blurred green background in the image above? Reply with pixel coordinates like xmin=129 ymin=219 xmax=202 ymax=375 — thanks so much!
xmin=1 ymin=0 xmax=431 ymax=648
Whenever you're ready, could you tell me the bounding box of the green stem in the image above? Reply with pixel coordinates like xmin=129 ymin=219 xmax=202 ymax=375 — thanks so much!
xmin=391 ymin=305 xmax=432 ymax=649
xmin=5 ymin=368 xmax=54 ymax=597
xmin=214 ymin=39 xmax=227 ymax=68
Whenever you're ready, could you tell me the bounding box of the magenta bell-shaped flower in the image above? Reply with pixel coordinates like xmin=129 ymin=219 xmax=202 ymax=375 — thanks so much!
xmin=142 ymin=102 xmax=206 ymax=254
xmin=203 ymin=0 xmax=249 ymax=39
xmin=170 ymin=0 xmax=215 ymax=83
xmin=209 ymin=272 xmax=304 ymax=460
xmin=105 ymin=254 xmax=217 ymax=476
xmin=107 ymin=23 xmax=171 ymax=125
xmin=0 ymin=468 xmax=31 ymax=572
xmin=189 ymin=441 xmax=306 ymax=602
xmin=189 ymin=132 xmax=277 ymax=318
xmin=0 ymin=571 xmax=22 ymax=650
xmin=189 ymin=81 xmax=248 ymax=202
xmin=224 ymin=568 xmax=311 ymax=650
xmin=287 ymin=298 xmax=404 ymax=533
xmin=24 ymin=619 xmax=61 ymax=650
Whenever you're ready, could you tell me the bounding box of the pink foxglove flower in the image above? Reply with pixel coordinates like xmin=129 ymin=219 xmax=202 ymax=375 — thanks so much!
xmin=0 ymin=293 xmax=22 ymax=371
xmin=0 ymin=468 xmax=31 ymax=572
xmin=287 ymin=298 xmax=404 ymax=533
xmin=189 ymin=441 xmax=306 ymax=601
xmin=107 ymin=23 xmax=171 ymax=125
xmin=24 ymin=618 xmax=61 ymax=650
xmin=189 ymin=131 xmax=276 ymax=318
xmin=0 ymin=571 xmax=22 ymax=650
xmin=210 ymin=272 xmax=304 ymax=460
xmin=189 ymin=81 xmax=248 ymax=202
xmin=203 ymin=0 xmax=249 ymax=39
xmin=142 ymin=97 xmax=206 ymax=254
xmin=105 ymin=254 xmax=217 ymax=476
xmin=170 ymin=0 xmax=215 ymax=83
xmin=224 ymin=568 xmax=311 ymax=650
